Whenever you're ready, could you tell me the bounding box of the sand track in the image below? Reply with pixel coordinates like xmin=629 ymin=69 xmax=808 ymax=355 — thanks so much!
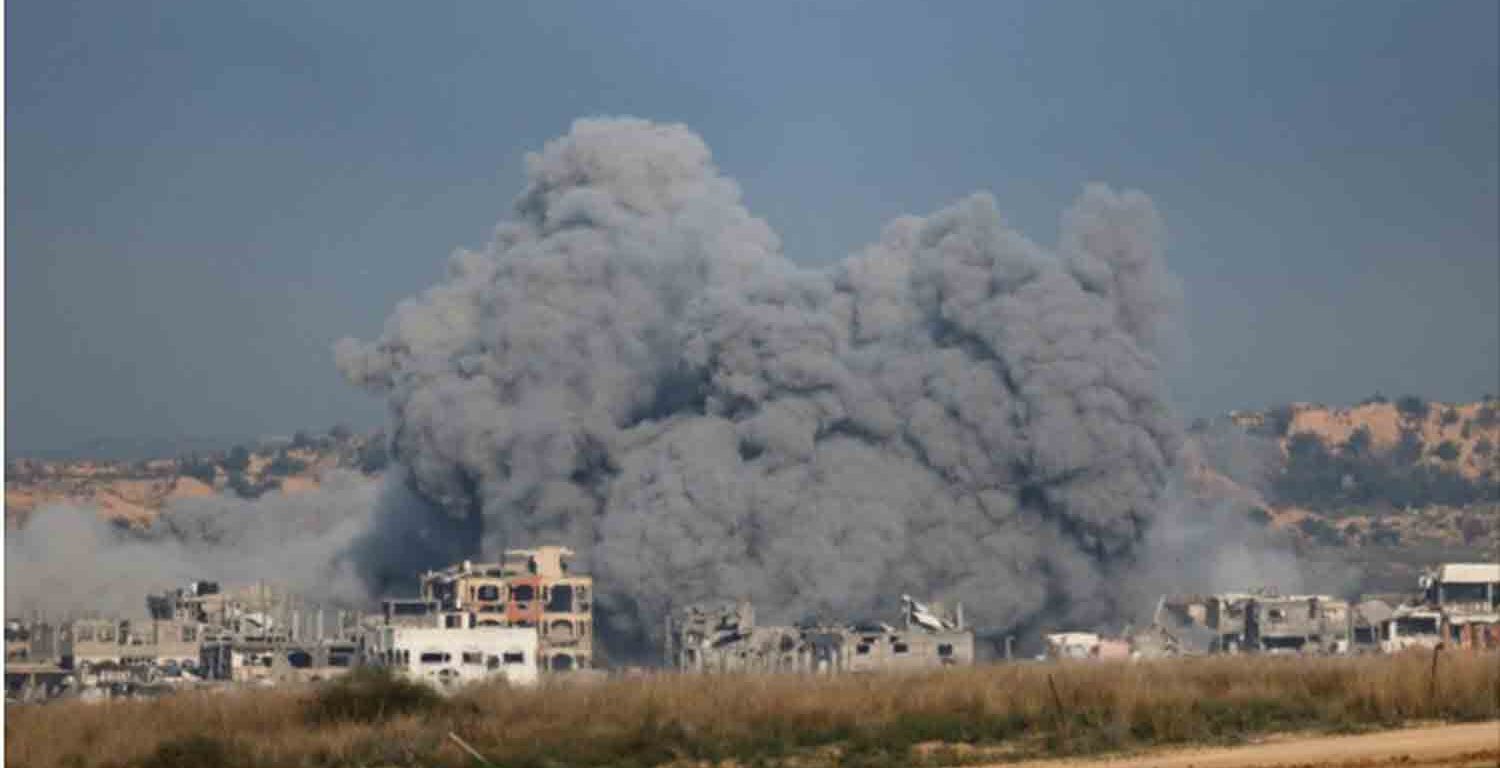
xmin=989 ymin=721 xmax=1500 ymax=768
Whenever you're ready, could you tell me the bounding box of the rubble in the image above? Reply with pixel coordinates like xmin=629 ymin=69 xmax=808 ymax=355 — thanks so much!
xmin=667 ymin=595 xmax=974 ymax=674
xmin=6 ymin=557 xmax=1495 ymax=702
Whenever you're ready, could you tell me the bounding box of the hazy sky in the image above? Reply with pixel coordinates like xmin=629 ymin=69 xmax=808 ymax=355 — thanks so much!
xmin=6 ymin=1 xmax=1497 ymax=453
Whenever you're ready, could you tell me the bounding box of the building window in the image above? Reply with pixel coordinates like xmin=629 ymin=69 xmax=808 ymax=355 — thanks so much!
xmin=462 ymin=652 xmax=484 ymax=666
xmin=477 ymin=585 xmax=501 ymax=602
xmin=551 ymin=654 xmax=574 ymax=671
xmin=938 ymin=643 xmax=954 ymax=657
xmin=856 ymin=644 xmax=871 ymax=655
xmin=445 ymin=614 xmax=463 ymax=629
xmin=893 ymin=643 xmax=909 ymax=654
xmin=502 ymin=652 xmax=525 ymax=665
xmin=511 ymin=584 xmax=535 ymax=603
xmin=546 ymin=585 xmax=574 ymax=614
xmin=420 ymin=652 xmax=450 ymax=665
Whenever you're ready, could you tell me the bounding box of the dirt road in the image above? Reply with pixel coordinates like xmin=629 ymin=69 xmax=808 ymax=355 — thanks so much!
xmin=993 ymin=721 xmax=1500 ymax=768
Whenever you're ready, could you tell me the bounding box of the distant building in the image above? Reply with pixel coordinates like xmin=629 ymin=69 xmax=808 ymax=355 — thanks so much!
xmin=417 ymin=546 xmax=595 ymax=672
xmin=1420 ymin=562 xmax=1500 ymax=650
xmin=1141 ymin=591 xmax=1350 ymax=655
xmin=668 ymin=595 xmax=974 ymax=674
xmin=366 ymin=625 xmax=538 ymax=689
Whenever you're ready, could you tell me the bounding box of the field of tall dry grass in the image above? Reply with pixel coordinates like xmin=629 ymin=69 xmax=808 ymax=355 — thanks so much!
xmin=6 ymin=650 xmax=1498 ymax=768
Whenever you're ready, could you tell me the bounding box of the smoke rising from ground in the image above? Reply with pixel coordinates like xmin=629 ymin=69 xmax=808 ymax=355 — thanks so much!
xmin=335 ymin=117 xmax=1191 ymax=653
xmin=5 ymin=471 xmax=382 ymax=618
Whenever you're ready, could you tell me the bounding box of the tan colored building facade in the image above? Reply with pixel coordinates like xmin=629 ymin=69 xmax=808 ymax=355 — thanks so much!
xmin=419 ymin=546 xmax=594 ymax=671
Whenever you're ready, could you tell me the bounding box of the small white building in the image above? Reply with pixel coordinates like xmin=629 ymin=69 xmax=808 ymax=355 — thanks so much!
xmin=368 ymin=625 xmax=539 ymax=689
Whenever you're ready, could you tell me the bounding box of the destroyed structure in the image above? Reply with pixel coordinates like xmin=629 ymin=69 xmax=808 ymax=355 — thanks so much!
xmin=414 ymin=546 xmax=594 ymax=672
xmin=363 ymin=545 xmax=595 ymax=687
xmin=5 ymin=581 xmax=363 ymax=701
xmin=1132 ymin=562 xmax=1500 ymax=658
xmin=667 ymin=595 xmax=974 ymax=674
xmin=8 ymin=558 xmax=1496 ymax=702
xmin=1138 ymin=591 xmax=1352 ymax=655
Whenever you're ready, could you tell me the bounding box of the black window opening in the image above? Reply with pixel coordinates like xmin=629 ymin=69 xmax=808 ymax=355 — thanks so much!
xmin=286 ymin=650 xmax=313 ymax=669
xmin=420 ymin=652 xmax=451 ymax=664
xmin=892 ymin=643 xmax=909 ymax=654
xmin=477 ymin=585 xmax=501 ymax=602
xmin=511 ymin=584 xmax=536 ymax=602
xmin=1443 ymin=583 xmax=1490 ymax=603
xmin=937 ymin=643 xmax=953 ymax=657
xmin=1396 ymin=617 xmax=1439 ymax=635
xmin=462 ymin=651 xmax=484 ymax=665
xmin=551 ymin=654 xmax=574 ymax=671
xmin=502 ymin=651 xmax=525 ymax=665
xmin=546 ymin=585 xmax=574 ymax=613
xmin=855 ymin=644 xmax=871 ymax=656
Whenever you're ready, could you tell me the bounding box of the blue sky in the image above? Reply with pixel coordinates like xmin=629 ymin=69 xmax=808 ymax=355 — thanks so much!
xmin=6 ymin=0 xmax=1497 ymax=452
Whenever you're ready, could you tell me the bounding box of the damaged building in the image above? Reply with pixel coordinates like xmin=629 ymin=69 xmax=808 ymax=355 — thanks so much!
xmin=1139 ymin=590 xmax=1351 ymax=655
xmin=668 ymin=595 xmax=974 ymax=674
xmin=414 ymin=546 xmax=595 ymax=672
xmin=1421 ymin=563 xmax=1500 ymax=650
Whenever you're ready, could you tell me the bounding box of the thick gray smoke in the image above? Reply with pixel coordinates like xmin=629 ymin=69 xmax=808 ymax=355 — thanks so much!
xmin=337 ymin=117 xmax=1187 ymax=654
xmin=5 ymin=471 xmax=383 ymax=618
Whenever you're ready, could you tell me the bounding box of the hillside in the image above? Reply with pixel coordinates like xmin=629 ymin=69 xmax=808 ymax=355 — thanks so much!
xmin=1183 ymin=397 xmax=1499 ymax=590
xmin=4 ymin=429 xmax=389 ymax=526
xmin=7 ymin=399 xmax=1496 ymax=560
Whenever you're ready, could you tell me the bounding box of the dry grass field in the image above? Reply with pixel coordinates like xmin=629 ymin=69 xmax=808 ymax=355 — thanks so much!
xmin=5 ymin=650 xmax=1498 ymax=768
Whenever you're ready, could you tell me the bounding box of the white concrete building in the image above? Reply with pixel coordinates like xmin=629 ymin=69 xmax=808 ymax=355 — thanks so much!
xmin=368 ymin=625 xmax=539 ymax=689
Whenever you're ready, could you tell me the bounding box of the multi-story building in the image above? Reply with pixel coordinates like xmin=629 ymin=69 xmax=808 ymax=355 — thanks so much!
xmin=418 ymin=546 xmax=594 ymax=671
xmin=1419 ymin=562 xmax=1500 ymax=650
xmin=1144 ymin=590 xmax=1350 ymax=655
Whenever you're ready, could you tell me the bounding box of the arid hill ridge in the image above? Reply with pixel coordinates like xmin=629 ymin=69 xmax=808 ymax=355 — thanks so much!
xmin=1229 ymin=396 xmax=1498 ymax=481
xmin=5 ymin=400 xmax=1496 ymax=555
xmin=4 ymin=428 xmax=388 ymax=526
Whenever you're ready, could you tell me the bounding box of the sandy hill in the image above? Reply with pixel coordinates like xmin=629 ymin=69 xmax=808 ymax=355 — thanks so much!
xmin=1230 ymin=397 xmax=1498 ymax=481
xmin=4 ymin=430 xmax=388 ymax=527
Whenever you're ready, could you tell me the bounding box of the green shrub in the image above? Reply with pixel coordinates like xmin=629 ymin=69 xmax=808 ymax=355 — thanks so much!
xmin=1396 ymin=395 xmax=1428 ymax=420
xmin=264 ymin=453 xmax=308 ymax=477
xmin=220 ymin=445 xmax=252 ymax=472
xmin=141 ymin=734 xmax=251 ymax=768
xmin=306 ymin=667 xmax=445 ymax=725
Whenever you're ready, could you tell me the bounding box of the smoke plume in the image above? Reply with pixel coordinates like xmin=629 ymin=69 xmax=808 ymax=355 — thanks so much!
xmin=5 ymin=471 xmax=382 ymax=618
xmin=336 ymin=117 xmax=1188 ymax=654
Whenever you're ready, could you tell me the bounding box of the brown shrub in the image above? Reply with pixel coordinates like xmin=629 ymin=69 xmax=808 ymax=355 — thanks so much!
xmin=4 ymin=651 xmax=1497 ymax=768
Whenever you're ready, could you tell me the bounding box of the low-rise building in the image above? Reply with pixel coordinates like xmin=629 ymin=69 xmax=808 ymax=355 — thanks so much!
xmin=669 ymin=595 xmax=973 ymax=674
xmin=367 ymin=625 xmax=539 ymax=689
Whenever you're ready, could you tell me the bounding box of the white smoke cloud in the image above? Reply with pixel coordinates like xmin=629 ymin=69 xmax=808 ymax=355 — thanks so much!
xmin=337 ymin=117 xmax=1189 ymax=654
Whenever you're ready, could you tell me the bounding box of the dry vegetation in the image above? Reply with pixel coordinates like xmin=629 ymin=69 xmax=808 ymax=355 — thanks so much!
xmin=6 ymin=651 xmax=1498 ymax=768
